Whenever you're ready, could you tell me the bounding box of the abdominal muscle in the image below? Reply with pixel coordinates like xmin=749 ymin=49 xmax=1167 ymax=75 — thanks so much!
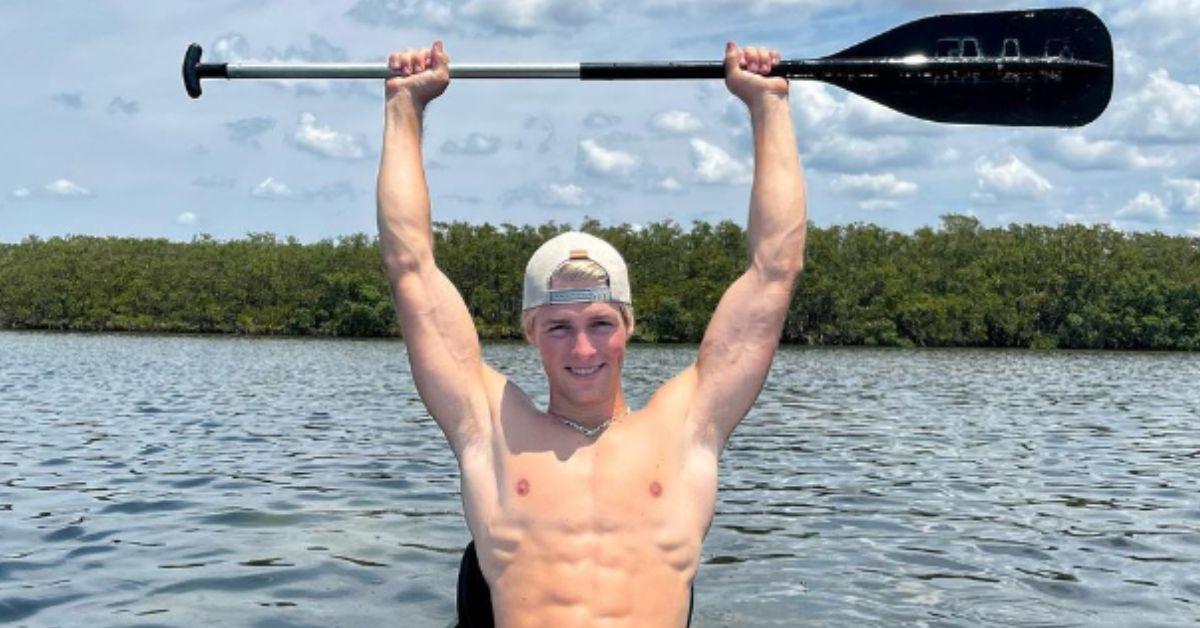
xmin=457 ymin=400 xmax=719 ymax=628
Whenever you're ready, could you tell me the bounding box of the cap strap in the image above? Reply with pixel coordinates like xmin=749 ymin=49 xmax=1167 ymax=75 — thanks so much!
xmin=547 ymin=287 xmax=612 ymax=304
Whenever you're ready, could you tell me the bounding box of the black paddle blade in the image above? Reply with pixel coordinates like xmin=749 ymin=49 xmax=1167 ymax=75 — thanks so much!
xmin=817 ymin=7 xmax=1113 ymax=127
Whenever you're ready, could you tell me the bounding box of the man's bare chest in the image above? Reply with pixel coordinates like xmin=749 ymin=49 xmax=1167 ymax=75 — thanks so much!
xmin=460 ymin=413 xmax=720 ymax=537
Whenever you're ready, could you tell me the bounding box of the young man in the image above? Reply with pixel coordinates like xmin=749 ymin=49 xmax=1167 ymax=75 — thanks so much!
xmin=378 ymin=40 xmax=806 ymax=628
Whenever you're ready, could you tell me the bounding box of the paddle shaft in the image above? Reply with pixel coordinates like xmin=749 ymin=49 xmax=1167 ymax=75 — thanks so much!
xmin=197 ymin=57 xmax=1105 ymax=81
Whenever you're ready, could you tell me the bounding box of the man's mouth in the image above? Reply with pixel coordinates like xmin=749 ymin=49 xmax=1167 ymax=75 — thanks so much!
xmin=566 ymin=364 xmax=603 ymax=377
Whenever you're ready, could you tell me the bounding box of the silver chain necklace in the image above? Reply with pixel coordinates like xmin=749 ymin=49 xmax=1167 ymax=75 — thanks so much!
xmin=549 ymin=406 xmax=630 ymax=438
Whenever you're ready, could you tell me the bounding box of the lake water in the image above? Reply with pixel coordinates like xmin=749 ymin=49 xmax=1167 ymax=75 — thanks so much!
xmin=1 ymin=331 xmax=1198 ymax=627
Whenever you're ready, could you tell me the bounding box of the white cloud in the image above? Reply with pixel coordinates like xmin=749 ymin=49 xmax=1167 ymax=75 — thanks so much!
xmin=1115 ymin=192 xmax=1170 ymax=224
xmin=653 ymin=176 xmax=684 ymax=193
xmin=441 ymin=132 xmax=501 ymax=155
xmin=789 ymin=83 xmax=840 ymax=128
xmin=935 ymin=147 xmax=961 ymax=164
xmin=293 ymin=113 xmax=369 ymax=161
xmin=831 ymin=172 xmax=918 ymax=198
xmin=1109 ymin=0 xmax=1200 ymax=56
xmin=807 ymin=134 xmax=915 ymax=171
xmin=211 ymin=33 xmax=250 ymax=62
xmin=644 ymin=0 xmax=841 ymax=16
xmin=209 ymin=33 xmax=370 ymax=99
xmin=831 ymin=172 xmax=917 ymax=210
xmin=503 ymin=180 xmax=597 ymax=208
xmin=584 ymin=112 xmax=620 ymax=128
xmin=690 ymin=138 xmax=751 ymax=184
xmin=44 ymin=179 xmax=93 ymax=198
xmin=459 ymin=0 xmax=612 ymax=34
xmin=1166 ymin=178 xmax=1200 ymax=213
xmin=177 ymin=212 xmax=197 ymax=225
xmin=974 ymin=156 xmax=1052 ymax=199
xmin=348 ymin=0 xmax=839 ymax=34
xmin=7 ymin=181 xmax=94 ymax=200
xmin=839 ymin=93 xmax=912 ymax=132
xmin=540 ymin=182 xmax=593 ymax=207
xmin=649 ymin=110 xmax=703 ymax=134
xmin=251 ymin=177 xmax=296 ymax=200
xmin=346 ymin=0 xmax=456 ymax=30
xmin=578 ymin=139 xmax=638 ymax=178
xmin=1035 ymin=134 xmax=1174 ymax=171
xmin=1110 ymin=69 xmax=1200 ymax=143
xmin=786 ymin=82 xmax=930 ymax=136
xmin=249 ymin=177 xmax=355 ymax=202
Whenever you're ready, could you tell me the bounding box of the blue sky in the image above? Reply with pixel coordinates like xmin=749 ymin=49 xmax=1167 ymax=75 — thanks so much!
xmin=2 ymin=1 xmax=1199 ymax=243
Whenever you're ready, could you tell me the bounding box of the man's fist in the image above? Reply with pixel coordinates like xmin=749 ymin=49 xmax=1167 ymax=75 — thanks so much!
xmin=386 ymin=41 xmax=450 ymax=108
xmin=724 ymin=41 xmax=788 ymax=106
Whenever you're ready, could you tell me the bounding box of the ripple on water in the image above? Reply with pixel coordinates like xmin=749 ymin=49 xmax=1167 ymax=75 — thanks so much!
xmin=974 ymin=542 xmax=1055 ymax=562
xmin=166 ymin=476 xmax=216 ymax=489
xmin=0 ymin=594 xmax=88 ymax=623
xmin=64 ymin=544 xmax=118 ymax=560
xmin=42 ymin=525 xmax=86 ymax=542
xmin=199 ymin=509 xmax=316 ymax=527
xmin=99 ymin=500 xmax=195 ymax=515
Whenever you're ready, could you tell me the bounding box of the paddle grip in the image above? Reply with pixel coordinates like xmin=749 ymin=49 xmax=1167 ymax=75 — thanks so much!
xmin=183 ymin=44 xmax=229 ymax=99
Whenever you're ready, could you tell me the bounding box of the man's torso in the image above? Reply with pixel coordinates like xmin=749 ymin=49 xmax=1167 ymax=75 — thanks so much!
xmin=456 ymin=372 xmax=717 ymax=627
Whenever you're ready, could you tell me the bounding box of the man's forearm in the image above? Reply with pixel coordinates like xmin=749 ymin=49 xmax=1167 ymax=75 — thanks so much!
xmin=377 ymin=95 xmax=434 ymax=274
xmin=746 ymin=95 xmax=807 ymax=281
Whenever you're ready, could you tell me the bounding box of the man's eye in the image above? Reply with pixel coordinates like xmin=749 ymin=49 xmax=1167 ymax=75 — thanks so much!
xmin=593 ymin=321 xmax=613 ymax=328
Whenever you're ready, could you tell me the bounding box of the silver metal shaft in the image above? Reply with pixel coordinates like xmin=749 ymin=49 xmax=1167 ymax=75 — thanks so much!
xmin=227 ymin=62 xmax=582 ymax=80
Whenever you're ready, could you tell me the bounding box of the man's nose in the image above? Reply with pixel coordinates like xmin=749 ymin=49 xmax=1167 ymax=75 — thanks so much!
xmin=571 ymin=330 xmax=597 ymax=357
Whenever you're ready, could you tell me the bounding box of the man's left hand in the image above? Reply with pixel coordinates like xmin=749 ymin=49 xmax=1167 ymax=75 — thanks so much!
xmin=724 ymin=42 xmax=789 ymax=107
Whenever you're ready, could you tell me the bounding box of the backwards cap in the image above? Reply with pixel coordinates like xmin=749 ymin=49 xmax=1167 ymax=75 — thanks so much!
xmin=522 ymin=231 xmax=631 ymax=311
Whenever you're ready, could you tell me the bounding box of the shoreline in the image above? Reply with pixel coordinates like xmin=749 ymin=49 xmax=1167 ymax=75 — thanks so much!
xmin=3 ymin=327 xmax=1196 ymax=353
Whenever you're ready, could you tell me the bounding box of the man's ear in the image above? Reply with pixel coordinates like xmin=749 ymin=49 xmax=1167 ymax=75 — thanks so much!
xmin=522 ymin=309 xmax=537 ymax=344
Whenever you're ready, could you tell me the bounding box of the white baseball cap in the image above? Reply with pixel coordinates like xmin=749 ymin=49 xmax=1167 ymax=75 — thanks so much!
xmin=522 ymin=231 xmax=632 ymax=311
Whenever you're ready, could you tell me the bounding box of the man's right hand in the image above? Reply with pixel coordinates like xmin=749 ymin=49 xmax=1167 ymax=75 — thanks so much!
xmin=385 ymin=41 xmax=450 ymax=109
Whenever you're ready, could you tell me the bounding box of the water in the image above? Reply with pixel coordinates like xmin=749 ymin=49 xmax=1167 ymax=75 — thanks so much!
xmin=1 ymin=331 xmax=1198 ymax=627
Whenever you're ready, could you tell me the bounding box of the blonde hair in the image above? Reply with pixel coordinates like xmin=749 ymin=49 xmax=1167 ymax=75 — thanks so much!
xmin=522 ymin=259 xmax=634 ymax=341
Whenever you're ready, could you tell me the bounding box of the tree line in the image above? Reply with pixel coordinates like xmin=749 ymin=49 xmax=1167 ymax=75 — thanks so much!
xmin=1 ymin=215 xmax=1197 ymax=350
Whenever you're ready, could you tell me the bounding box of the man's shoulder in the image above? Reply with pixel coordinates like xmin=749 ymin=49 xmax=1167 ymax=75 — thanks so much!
xmin=643 ymin=363 xmax=699 ymax=415
xmin=481 ymin=364 xmax=537 ymax=414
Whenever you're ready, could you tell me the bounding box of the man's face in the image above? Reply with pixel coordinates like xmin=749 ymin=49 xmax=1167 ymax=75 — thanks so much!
xmin=532 ymin=300 xmax=631 ymax=408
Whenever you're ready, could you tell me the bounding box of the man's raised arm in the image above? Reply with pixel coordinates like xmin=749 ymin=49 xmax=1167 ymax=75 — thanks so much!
xmin=685 ymin=42 xmax=807 ymax=450
xmin=377 ymin=42 xmax=493 ymax=454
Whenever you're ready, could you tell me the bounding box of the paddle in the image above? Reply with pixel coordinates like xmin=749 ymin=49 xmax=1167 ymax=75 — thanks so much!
xmin=183 ymin=7 xmax=1112 ymax=127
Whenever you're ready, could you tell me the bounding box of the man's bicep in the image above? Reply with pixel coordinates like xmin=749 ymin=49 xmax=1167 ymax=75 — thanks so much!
xmin=690 ymin=270 xmax=792 ymax=444
xmin=390 ymin=267 xmax=490 ymax=451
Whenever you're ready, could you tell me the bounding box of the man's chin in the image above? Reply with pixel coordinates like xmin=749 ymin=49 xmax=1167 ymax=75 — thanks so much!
xmin=555 ymin=378 xmax=613 ymax=404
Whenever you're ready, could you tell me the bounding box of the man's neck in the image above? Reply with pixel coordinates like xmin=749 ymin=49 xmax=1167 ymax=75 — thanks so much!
xmin=547 ymin=389 xmax=629 ymax=427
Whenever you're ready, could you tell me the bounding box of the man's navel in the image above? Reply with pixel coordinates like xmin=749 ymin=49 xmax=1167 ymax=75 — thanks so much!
xmin=650 ymin=480 xmax=663 ymax=498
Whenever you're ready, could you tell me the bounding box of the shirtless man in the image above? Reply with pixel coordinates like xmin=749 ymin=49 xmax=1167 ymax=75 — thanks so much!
xmin=377 ymin=39 xmax=806 ymax=628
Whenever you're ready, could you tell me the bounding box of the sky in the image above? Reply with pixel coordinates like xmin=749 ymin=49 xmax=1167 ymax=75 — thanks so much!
xmin=2 ymin=0 xmax=1199 ymax=243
